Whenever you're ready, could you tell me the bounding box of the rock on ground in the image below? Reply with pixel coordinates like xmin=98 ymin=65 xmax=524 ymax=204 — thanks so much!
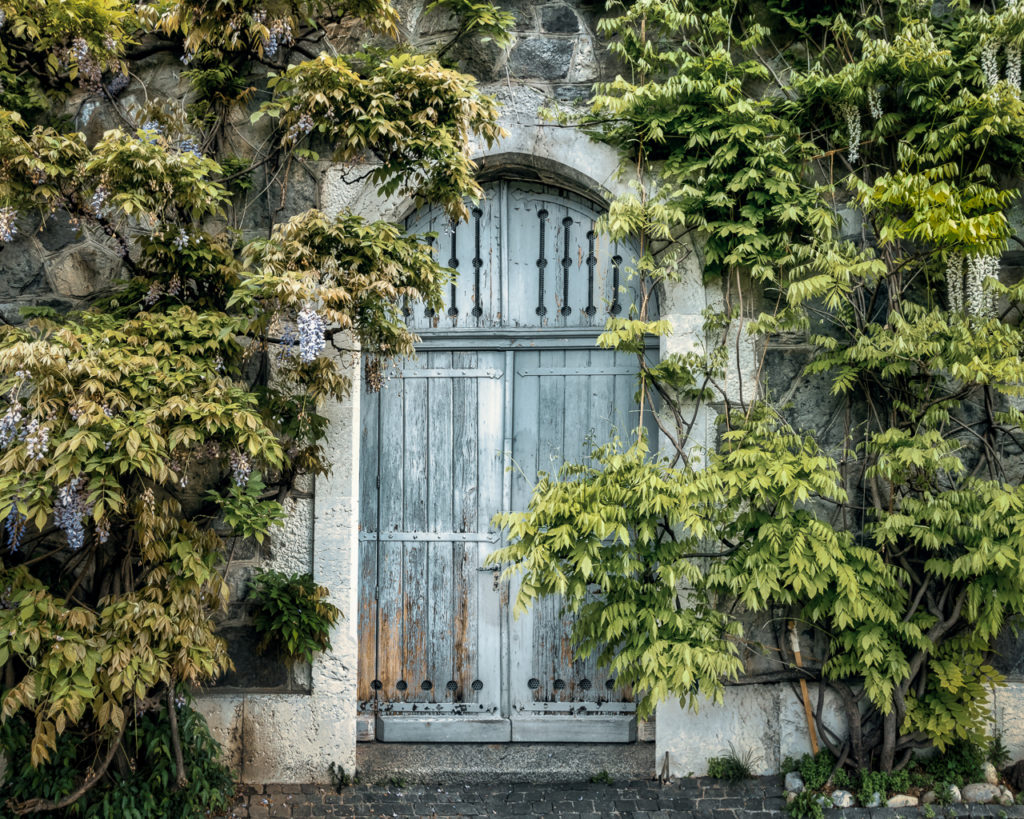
xmin=831 ymin=789 xmax=854 ymax=807
xmin=923 ymin=784 xmax=963 ymax=804
xmin=962 ymin=782 xmax=1002 ymax=803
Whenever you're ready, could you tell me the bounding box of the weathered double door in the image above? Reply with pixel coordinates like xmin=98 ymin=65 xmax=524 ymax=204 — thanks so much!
xmin=357 ymin=181 xmax=655 ymax=742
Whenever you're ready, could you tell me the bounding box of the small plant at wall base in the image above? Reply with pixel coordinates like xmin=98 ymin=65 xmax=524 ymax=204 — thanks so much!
xmin=706 ymin=744 xmax=759 ymax=782
xmin=247 ymin=570 xmax=341 ymax=664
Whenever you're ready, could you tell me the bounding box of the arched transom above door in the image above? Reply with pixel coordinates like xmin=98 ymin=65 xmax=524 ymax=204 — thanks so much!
xmin=403 ymin=181 xmax=649 ymax=332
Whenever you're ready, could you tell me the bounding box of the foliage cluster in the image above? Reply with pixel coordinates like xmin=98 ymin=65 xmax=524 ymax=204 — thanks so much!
xmin=247 ymin=569 xmax=341 ymax=665
xmin=0 ymin=698 xmax=234 ymax=818
xmin=0 ymin=0 xmax=505 ymax=806
xmin=493 ymin=0 xmax=1024 ymax=775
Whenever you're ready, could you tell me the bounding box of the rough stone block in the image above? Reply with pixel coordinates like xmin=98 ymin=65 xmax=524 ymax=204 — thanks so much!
xmin=507 ymin=36 xmax=574 ymax=80
xmin=46 ymin=243 xmax=121 ymax=299
xmin=0 ymin=238 xmax=47 ymax=298
xmin=499 ymin=0 xmax=536 ymax=29
xmin=541 ymin=4 xmax=579 ymax=32
xmin=568 ymin=34 xmax=599 ymax=82
xmin=784 ymin=772 xmax=804 ymax=793
xmin=39 ymin=212 xmax=85 ymax=251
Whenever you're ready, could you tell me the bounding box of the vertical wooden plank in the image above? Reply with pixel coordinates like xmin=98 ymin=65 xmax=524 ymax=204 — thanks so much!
xmin=508 ymin=351 xmax=536 ymax=712
xmin=498 ymin=182 xmax=508 ymax=330
xmin=559 ymin=347 xmax=592 ymax=700
xmin=532 ymin=349 xmax=565 ymax=702
xmin=505 ymin=185 xmax=551 ymax=329
xmin=402 ymin=370 xmax=429 ymax=699
xmin=452 ymin=350 xmax=478 ymax=701
xmin=462 ymin=195 xmax=498 ymax=329
xmin=550 ymin=201 xmax=589 ymax=331
xmin=587 ymin=349 xmax=617 ymax=697
xmin=357 ymin=383 xmax=380 ymax=704
xmin=376 ymin=369 xmax=405 ymax=702
xmin=377 ymin=540 xmax=405 ymax=702
xmin=404 ymin=206 xmax=444 ymax=334
xmin=427 ymin=351 xmax=454 ymax=702
xmin=474 ymin=350 xmax=505 ymax=711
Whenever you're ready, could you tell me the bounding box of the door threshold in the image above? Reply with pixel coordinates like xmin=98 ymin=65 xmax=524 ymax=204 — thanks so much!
xmin=375 ymin=715 xmax=512 ymax=743
xmin=511 ymin=714 xmax=636 ymax=743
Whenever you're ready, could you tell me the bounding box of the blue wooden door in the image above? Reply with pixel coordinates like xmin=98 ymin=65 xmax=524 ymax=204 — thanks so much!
xmin=358 ymin=181 xmax=655 ymax=743
xmin=358 ymin=351 xmax=508 ymax=741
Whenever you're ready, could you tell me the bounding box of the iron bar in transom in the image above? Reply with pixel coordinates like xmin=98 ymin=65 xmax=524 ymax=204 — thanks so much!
xmin=425 ymin=236 xmax=436 ymax=318
xmin=472 ymin=207 xmax=483 ymax=318
xmin=610 ymin=253 xmax=622 ymax=315
xmin=560 ymin=217 xmax=572 ymax=316
xmin=535 ymin=209 xmax=548 ymax=317
xmin=448 ymin=220 xmax=459 ymax=318
xmin=585 ymin=229 xmax=597 ymax=317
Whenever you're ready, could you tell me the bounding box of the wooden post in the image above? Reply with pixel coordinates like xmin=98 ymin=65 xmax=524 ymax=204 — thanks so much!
xmin=788 ymin=620 xmax=819 ymax=755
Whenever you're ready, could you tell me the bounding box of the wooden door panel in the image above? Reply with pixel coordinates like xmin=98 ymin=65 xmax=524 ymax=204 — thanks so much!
xmin=358 ymin=352 xmax=505 ymax=721
xmin=509 ymin=347 xmax=647 ymax=714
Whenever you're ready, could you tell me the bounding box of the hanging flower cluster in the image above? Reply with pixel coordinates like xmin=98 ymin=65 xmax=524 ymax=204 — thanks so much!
xmin=982 ymin=38 xmax=1001 ymax=87
xmin=297 ymin=304 xmax=326 ymax=362
xmin=840 ymin=103 xmax=862 ymax=164
xmin=947 ymin=253 xmax=964 ymax=312
xmin=1008 ymin=45 xmax=1021 ymax=90
xmin=0 ymin=401 xmax=23 ymax=448
xmin=966 ymin=254 xmax=1000 ymax=317
xmin=0 ymin=207 xmax=18 ymax=243
xmin=107 ymin=72 xmax=130 ymax=96
xmin=177 ymin=139 xmax=203 ymax=158
xmin=55 ymin=477 xmax=92 ymax=551
xmin=69 ymin=37 xmax=103 ymax=90
xmin=286 ymin=113 xmax=315 ymax=144
xmin=867 ymin=87 xmax=883 ymax=120
xmin=230 ymin=450 xmax=252 ymax=486
xmin=143 ymin=281 xmax=163 ymax=306
xmin=90 ymin=185 xmax=109 ymax=217
xmin=4 ymin=503 xmax=25 ymax=552
xmin=263 ymin=18 xmax=294 ymax=59
xmin=23 ymin=419 xmax=49 ymax=461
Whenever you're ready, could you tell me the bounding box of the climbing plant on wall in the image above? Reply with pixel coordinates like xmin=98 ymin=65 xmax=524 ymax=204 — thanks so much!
xmin=493 ymin=0 xmax=1024 ymax=772
xmin=0 ymin=0 xmax=503 ymax=809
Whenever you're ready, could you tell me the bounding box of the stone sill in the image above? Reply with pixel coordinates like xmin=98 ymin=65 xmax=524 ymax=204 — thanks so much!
xmin=198 ymin=686 xmax=312 ymax=696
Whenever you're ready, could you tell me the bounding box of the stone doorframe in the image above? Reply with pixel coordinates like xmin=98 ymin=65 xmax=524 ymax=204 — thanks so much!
xmin=196 ymin=99 xmax=737 ymax=783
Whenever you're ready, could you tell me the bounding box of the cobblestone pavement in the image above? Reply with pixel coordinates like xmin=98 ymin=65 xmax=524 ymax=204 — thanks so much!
xmin=230 ymin=778 xmax=1024 ymax=818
